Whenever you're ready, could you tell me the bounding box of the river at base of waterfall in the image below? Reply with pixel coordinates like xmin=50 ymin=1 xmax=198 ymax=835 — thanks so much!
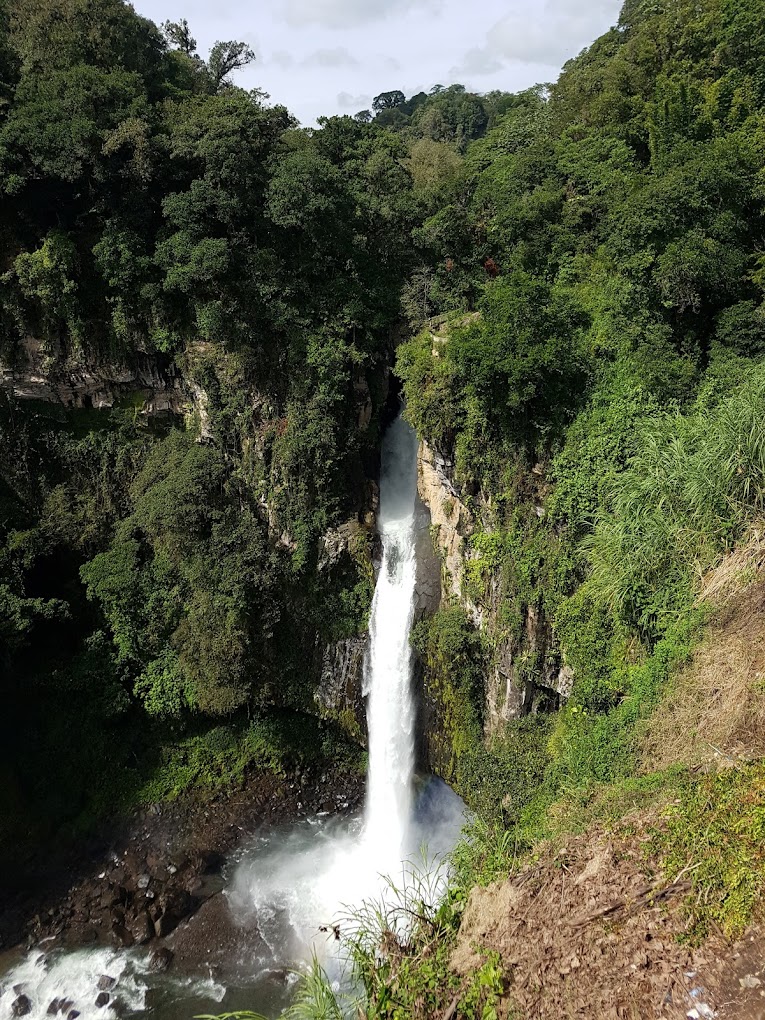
xmin=0 ymin=778 xmax=464 ymax=1020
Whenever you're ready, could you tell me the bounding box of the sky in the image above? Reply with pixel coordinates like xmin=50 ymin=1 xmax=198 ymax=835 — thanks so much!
xmin=130 ymin=0 xmax=624 ymax=126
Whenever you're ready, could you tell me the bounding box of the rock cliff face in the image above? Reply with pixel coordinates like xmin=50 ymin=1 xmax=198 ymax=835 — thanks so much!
xmin=1 ymin=339 xmax=382 ymax=749
xmin=417 ymin=441 xmax=475 ymax=611
xmin=1 ymin=337 xmax=194 ymax=416
xmin=487 ymin=608 xmax=574 ymax=727
xmin=415 ymin=439 xmax=571 ymax=739
xmin=316 ymin=636 xmax=369 ymax=744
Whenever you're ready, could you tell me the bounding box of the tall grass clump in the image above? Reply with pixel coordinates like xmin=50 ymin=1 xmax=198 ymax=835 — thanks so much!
xmin=336 ymin=858 xmax=460 ymax=1019
xmin=285 ymin=953 xmax=345 ymax=1020
xmin=586 ymin=365 xmax=765 ymax=641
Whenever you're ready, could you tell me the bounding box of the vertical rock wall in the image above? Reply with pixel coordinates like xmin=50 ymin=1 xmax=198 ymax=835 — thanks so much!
xmin=415 ymin=439 xmax=572 ymax=746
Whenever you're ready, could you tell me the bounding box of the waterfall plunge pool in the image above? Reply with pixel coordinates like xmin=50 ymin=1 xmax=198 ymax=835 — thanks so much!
xmin=0 ymin=778 xmax=465 ymax=1020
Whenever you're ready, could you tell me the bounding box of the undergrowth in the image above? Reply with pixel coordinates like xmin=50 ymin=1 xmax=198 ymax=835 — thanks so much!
xmin=277 ymin=861 xmax=507 ymax=1020
xmin=651 ymin=761 xmax=765 ymax=941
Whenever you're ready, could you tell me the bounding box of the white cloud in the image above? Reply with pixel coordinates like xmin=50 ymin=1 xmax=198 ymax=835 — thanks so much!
xmin=472 ymin=0 xmax=621 ymax=68
xmin=280 ymin=0 xmax=444 ymax=29
xmin=302 ymin=47 xmax=360 ymax=68
xmin=337 ymin=91 xmax=373 ymax=109
xmin=268 ymin=49 xmax=295 ymax=69
xmin=450 ymin=47 xmax=505 ymax=77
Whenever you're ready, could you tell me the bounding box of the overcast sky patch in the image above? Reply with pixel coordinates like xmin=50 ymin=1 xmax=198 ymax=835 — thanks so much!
xmin=133 ymin=0 xmax=622 ymax=125
xmin=302 ymin=47 xmax=360 ymax=68
xmin=280 ymin=0 xmax=445 ymax=29
xmin=337 ymin=91 xmax=373 ymax=110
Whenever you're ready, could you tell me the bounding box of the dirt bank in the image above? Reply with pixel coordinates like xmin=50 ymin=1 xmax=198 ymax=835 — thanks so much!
xmin=453 ymin=811 xmax=765 ymax=1020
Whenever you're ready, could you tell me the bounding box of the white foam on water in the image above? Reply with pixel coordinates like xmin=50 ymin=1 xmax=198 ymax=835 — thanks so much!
xmin=0 ymin=947 xmax=148 ymax=1020
xmin=0 ymin=945 xmax=227 ymax=1020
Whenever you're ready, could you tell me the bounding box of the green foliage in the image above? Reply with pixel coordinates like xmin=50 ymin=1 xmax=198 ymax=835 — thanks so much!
xmin=651 ymin=762 xmax=765 ymax=940
xmin=134 ymin=720 xmax=292 ymax=803
xmin=393 ymin=9 xmax=765 ymax=971
xmin=337 ymin=862 xmax=463 ymax=1020
xmin=279 ymin=859 xmax=507 ymax=1020
xmin=457 ymin=718 xmax=552 ymax=827
xmin=459 ymin=952 xmax=505 ymax=1020
xmin=411 ymin=607 xmax=484 ymax=784
xmin=284 ymin=954 xmax=344 ymax=1020
xmin=6 ymin=6 xmax=765 ymax=1000
xmin=586 ymin=366 xmax=765 ymax=641
xmin=79 ymin=430 xmax=279 ymax=717
xmin=14 ymin=231 xmax=82 ymax=347
xmin=449 ymin=816 xmax=520 ymax=891
xmin=548 ymin=611 xmax=704 ymax=788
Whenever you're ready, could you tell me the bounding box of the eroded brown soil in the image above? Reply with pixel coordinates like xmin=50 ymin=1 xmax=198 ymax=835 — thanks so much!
xmin=453 ymin=814 xmax=765 ymax=1020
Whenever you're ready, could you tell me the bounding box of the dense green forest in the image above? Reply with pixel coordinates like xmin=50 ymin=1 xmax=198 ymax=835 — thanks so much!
xmin=333 ymin=1 xmax=765 ymax=1012
xmin=0 ymin=0 xmax=515 ymax=850
xmin=3 ymin=0 xmax=765 ymax=908
xmin=398 ymin=0 xmax=765 ymax=835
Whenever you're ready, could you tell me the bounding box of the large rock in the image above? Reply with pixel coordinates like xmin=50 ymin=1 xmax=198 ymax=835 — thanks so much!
xmin=417 ymin=441 xmax=477 ymax=616
xmin=487 ymin=606 xmax=571 ymax=729
xmin=148 ymin=947 xmax=174 ymax=972
xmin=416 ymin=438 xmax=571 ymax=742
xmin=315 ymin=637 xmax=368 ymax=743
xmin=111 ymin=921 xmax=134 ymax=948
xmin=12 ymin=995 xmax=31 ymax=1017
xmin=0 ymin=337 xmax=191 ymax=417
xmin=128 ymin=910 xmax=153 ymax=945
xmin=413 ymin=490 xmax=441 ymax=620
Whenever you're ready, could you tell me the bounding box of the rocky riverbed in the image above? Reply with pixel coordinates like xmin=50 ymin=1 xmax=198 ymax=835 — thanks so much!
xmin=0 ymin=765 xmax=364 ymax=979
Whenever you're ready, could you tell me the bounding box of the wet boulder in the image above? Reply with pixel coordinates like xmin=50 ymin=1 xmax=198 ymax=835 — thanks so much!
xmin=12 ymin=995 xmax=32 ymax=1017
xmin=153 ymin=888 xmax=194 ymax=937
xmin=95 ymin=993 xmax=110 ymax=1008
xmin=111 ymin=920 xmax=134 ymax=948
xmin=148 ymin=947 xmax=174 ymax=972
xmin=129 ymin=910 xmax=153 ymax=945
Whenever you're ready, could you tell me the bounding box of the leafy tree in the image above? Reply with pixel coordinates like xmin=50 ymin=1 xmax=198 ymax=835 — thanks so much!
xmin=372 ymin=89 xmax=405 ymax=111
xmin=207 ymin=40 xmax=255 ymax=91
xmin=161 ymin=18 xmax=196 ymax=56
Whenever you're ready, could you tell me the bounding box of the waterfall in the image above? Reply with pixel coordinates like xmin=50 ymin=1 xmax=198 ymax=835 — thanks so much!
xmin=0 ymin=410 xmax=463 ymax=1020
xmin=362 ymin=411 xmax=419 ymax=873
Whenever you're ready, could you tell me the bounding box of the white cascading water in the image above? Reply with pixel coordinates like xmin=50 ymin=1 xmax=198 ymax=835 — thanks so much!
xmin=361 ymin=410 xmax=419 ymax=874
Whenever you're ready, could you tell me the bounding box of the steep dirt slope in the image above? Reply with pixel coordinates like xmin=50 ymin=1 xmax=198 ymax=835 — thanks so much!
xmin=451 ymin=550 xmax=765 ymax=1020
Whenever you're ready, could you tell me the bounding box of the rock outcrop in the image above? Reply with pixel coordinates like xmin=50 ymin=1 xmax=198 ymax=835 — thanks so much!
xmin=487 ymin=607 xmax=574 ymax=729
xmin=417 ymin=441 xmax=474 ymax=608
xmin=415 ymin=439 xmax=571 ymax=738
xmin=1 ymin=337 xmax=193 ymax=417
xmin=315 ymin=636 xmax=368 ymax=744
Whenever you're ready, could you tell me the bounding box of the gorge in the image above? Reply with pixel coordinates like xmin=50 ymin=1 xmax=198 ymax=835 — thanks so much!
xmin=4 ymin=0 xmax=765 ymax=1015
xmin=0 ymin=409 xmax=464 ymax=1019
